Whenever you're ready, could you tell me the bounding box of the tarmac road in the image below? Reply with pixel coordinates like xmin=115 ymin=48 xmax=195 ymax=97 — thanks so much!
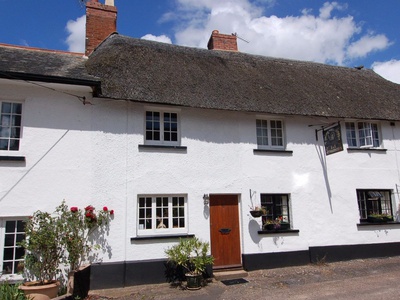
xmin=88 ymin=256 xmax=400 ymax=299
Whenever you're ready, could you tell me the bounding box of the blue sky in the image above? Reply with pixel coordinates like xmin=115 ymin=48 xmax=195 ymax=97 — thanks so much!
xmin=1 ymin=0 xmax=399 ymax=83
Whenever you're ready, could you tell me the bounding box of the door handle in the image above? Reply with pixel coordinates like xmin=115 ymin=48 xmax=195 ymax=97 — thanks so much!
xmin=219 ymin=228 xmax=231 ymax=235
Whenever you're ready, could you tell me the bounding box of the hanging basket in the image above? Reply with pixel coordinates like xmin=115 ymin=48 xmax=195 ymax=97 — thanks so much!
xmin=250 ymin=210 xmax=263 ymax=218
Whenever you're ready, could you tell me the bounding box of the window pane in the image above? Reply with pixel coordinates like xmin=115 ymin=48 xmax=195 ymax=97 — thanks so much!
xmin=9 ymin=139 xmax=19 ymax=151
xmin=2 ymin=102 xmax=11 ymax=113
xmin=2 ymin=262 xmax=13 ymax=274
xmin=12 ymin=103 xmax=22 ymax=114
xmin=3 ymin=248 xmax=13 ymax=260
xmin=17 ymin=221 xmax=25 ymax=232
xmin=345 ymin=122 xmax=357 ymax=147
xmin=145 ymin=111 xmax=160 ymax=141
xmin=256 ymin=119 xmax=268 ymax=146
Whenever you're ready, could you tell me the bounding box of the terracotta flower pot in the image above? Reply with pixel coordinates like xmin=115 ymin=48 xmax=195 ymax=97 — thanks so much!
xmin=19 ymin=280 xmax=59 ymax=300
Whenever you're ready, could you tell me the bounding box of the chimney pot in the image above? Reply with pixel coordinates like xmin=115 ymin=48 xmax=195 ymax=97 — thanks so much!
xmin=207 ymin=30 xmax=238 ymax=51
xmin=85 ymin=0 xmax=117 ymax=55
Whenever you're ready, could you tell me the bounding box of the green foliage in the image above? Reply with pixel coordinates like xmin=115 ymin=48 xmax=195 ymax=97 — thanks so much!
xmin=57 ymin=202 xmax=112 ymax=271
xmin=165 ymin=238 xmax=214 ymax=275
xmin=0 ymin=281 xmax=28 ymax=300
xmin=20 ymin=201 xmax=113 ymax=284
xmin=20 ymin=210 xmax=64 ymax=284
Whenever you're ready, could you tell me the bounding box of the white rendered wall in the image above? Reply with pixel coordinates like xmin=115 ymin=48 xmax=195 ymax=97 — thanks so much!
xmin=1 ymin=79 xmax=400 ymax=265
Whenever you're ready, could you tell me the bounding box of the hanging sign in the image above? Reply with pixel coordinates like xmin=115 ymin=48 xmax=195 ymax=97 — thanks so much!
xmin=323 ymin=123 xmax=343 ymax=155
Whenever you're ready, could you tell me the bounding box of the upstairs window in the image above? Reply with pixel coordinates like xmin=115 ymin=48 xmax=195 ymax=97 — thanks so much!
xmin=0 ymin=102 xmax=22 ymax=151
xmin=137 ymin=195 xmax=187 ymax=236
xmin=1 ymin=219 xmax=25 ymax=275
xmin=345 ymin=122 xmax=380 ymax=148
xmin=145 ymin=110 xmax=179 ymax=146
xmin=357 ymin=189 xmax=393 ymax=221
xmin=256 ymin=119 xmax=285 ymax=149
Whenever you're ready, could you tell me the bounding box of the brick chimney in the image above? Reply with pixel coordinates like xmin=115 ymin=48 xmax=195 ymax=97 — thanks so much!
xmin=85 ymin=0 xmax=117 ymax=56
xmin=207 ymin=30 xmax=238 ymax=51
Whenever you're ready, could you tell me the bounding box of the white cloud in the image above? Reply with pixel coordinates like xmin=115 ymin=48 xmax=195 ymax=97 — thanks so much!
xmin=347 ymin=34 xmax=390 ymax=58
xmin=372 ymin=60 xmax=400 ymax=84
xmin=141 ymin=34 xmax=172 ymax=44
xmin=65 ymin=15 xmax=86 ymax=53
xmin=168 ymin=0 xmax=391 ymax=66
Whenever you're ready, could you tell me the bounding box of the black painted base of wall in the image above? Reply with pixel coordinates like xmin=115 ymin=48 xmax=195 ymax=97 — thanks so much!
xmin=90 ymin=259 xmax=213 ymax=290
xmin=91 ymin=242 xmax=400 ymax=289
xmin=243 ymin=242 xmax=400 ymax=271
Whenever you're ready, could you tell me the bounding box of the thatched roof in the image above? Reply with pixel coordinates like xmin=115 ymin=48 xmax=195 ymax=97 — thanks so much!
xmin=0 ymin=44 xmax=100 ymax=86
xmin=86 ymin=33 xmax=400 ymax=121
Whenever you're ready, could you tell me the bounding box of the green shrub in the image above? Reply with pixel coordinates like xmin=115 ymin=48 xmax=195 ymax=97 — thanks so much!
xmin=0 ymin=281 xmax=28 ymax=300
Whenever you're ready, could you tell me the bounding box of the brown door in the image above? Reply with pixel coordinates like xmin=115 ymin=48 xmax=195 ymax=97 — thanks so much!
xmin=209 ymin=194 xmax=241 ymax=269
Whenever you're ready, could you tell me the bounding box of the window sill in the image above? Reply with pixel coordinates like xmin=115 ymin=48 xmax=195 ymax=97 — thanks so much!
xmin=131 ymin=233 xmax=195 ymax=241
xmin=138 ymin=144 xmax=187 ymax=151
xmin=258 ymin=229 xmax=299 ymax=234
xmin=357 ymin=222 xmax=400 ymax=227
xmin=253 ymin=149 xmax=293 ymax=155
xmin=347 ymin=148 xmax=387 ymax=153
xmin=0 ymin=155 xmax=25 ymax=162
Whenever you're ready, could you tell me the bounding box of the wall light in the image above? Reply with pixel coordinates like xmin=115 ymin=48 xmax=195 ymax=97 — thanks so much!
xmin=203 ymin=194 xmax=210 ymax=205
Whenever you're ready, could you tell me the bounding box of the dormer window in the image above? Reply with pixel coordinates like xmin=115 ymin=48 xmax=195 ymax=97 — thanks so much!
xmin=145 ymin=110 xmax=180 ymax=146
xmin=256 ymin=118 xmax=285 ymax=150
xmin=345 ymin=121 xmax=381 ymax=148
xmin=0 ymin=102 xmax=22 ymax=151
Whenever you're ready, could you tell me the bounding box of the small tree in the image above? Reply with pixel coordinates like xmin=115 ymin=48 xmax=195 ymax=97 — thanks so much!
xmin=20 ymin=211 xmax=64 ymax=284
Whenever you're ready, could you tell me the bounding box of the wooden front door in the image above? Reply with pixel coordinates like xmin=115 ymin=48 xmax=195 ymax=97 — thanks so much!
xmin=209 ymin=194 xmax=241 ymax=269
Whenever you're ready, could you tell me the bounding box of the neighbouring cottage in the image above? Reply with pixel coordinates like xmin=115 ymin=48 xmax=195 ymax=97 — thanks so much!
xmin=1 ymin=0 xmax=400 ymax=289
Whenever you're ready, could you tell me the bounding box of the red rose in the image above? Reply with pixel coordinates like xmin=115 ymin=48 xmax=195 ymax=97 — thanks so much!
xmin=70 ymin=207 xmax=78 ymax=212
xmin=85 ymin=212 xmax=92 ymax=218
xmin=103 ymin=206 xmax=108 ymax=211
xmin=110 ymin=210 xmax=114 ymax=215
xmin=85 ymin=205 xmax=94 ymax=211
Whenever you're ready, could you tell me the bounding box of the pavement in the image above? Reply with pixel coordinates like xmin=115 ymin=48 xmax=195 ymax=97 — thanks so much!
xmin=88 ymin=256 xmax=400 ymax=299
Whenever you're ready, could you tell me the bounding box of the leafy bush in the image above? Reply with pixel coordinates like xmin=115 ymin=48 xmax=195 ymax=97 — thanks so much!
xmin=0 ymin=281 xmax=28 ymax=300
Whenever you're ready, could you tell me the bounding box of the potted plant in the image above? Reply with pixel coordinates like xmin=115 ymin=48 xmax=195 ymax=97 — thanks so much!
xmin=19 ymin=201 xmax=114 ymax=300
xmin=249 ymin=206 xmax=267 ymax=218
xmin=19 ymin=210 xmax=64 ymax=300
xmin=367 ymin=214 xmax=393 ymax=223
xmin=165 ymin=237 xmax=214 ymax=290
xmin=57 ymin=201 xmax=114 ymax=299
xmin=263 ymin=216 xmax=289 ymax=231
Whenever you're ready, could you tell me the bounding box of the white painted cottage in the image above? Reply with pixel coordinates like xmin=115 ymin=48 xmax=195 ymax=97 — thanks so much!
xmin=1 ymin=0 xmax=400 ymax=289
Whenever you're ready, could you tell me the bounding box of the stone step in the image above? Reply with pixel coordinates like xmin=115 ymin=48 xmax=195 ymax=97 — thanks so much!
xmin=213 ymin=269 xmax=249 ymax=281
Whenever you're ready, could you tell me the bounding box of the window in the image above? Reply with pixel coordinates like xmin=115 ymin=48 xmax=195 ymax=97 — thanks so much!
xmin=0 ymin=102 xmax=22 ymax=151
xmin=256 ymin=118 xmax=284 ymax=149
xmin=345 ymin=122 xmax=380 ymax=148
xmin=357 ymin=189 xmax=393 ymax=221
xmin=137 ymin=195 xmax=187 ymax=235
xmin=1 ymin=220 xmax=25 ymax=276
xmin=260 ymin=194 xmax=290 ymax=225
xmin=145 ymin=110 xmax=179 ymax=145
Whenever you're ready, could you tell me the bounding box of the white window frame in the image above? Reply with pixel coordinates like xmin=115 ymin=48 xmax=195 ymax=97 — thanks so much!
xmin=144 ymin=108 xmax=180 ymax=146
xmin=256 ymin=117 xmax=285 ymax=150
xmin=0 ymin=218 xmax=26 ymax=282
xmin=137 ymin=194 xmax=188 ymax=236
xmin=345 ymin=121 xmax=381 ymax=148
xmin=0 ymin=101 xmax=23 ymax=153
